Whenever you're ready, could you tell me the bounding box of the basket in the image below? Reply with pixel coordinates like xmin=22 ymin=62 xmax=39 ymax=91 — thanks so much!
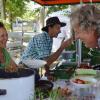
xmin=50 ymin=63 xmax=77 ymax=79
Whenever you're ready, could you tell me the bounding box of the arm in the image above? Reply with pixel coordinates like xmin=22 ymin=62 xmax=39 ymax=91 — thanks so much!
xmin=45 ymin=36 xmax=74 ymax=68
xmin=3 ymin=48 xmax=18 ymax=72
xmin=5 ymin=58 xmax=18 ymax=72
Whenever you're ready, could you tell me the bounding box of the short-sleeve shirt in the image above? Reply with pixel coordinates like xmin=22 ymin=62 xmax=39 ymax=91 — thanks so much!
xmin=20 ymin=32 xmax=53 ymax=61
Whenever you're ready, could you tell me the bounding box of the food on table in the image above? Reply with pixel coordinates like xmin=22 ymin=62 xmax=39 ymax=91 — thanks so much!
xmin=73 ymin=78 xmax=91 ymax=84
xmin=58 ymin=87 xmax=72 ymax=96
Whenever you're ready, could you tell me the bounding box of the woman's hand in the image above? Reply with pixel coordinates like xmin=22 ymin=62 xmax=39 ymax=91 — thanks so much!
xmin=5 ymin=65 xmax=18 ymax=73
xmin=5 ymin=60 xmax=18 ymax=73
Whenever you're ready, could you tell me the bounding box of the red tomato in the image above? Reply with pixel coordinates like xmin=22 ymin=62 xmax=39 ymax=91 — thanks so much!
xmin=74 ymin=79 xmax=85 ymax=84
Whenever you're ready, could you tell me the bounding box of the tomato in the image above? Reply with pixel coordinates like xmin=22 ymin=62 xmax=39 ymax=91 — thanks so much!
xmin=74 ymin=79 xmax=85 ymax=84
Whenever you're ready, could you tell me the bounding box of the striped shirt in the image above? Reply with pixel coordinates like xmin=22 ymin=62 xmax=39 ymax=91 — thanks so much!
xmin=21 ymin=32 xmax=53 ymax=61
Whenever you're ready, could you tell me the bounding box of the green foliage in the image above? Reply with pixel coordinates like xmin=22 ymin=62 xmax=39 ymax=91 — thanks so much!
xmin=22 ymin=10 xmax=37 ymax=21
xmin=34 ymin=87 xmax=64 ymax=100
xmin=46 ymin=5 xmax=68 ymax=15
xmin=49 ymin=88 xmax=61 ymax=100
xmin=89 ymin=48 xmax=100 ymax=65
xmin=33 ymin=5 xmax=69 ymax=19
xmin=5 ymin=0 xmax=30 ymax=21
xmin=0 ymin=19 xmax=10 ymax=30
xmin=5 ymin=22 xmax=11 ymax=30
xmin=34 ymin=88 xmax=49 ymax=100
xmin=4 ymin=0 xmax=30 ymax=30
xmin=32 ymin=8 xmax=41 ymax=17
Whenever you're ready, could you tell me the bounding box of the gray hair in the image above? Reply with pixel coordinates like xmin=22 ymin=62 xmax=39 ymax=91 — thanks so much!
xmin=70 ymin=5 xmax=100 ymax=36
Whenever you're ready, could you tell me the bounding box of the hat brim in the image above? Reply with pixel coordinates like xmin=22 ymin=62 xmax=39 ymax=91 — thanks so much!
xmin=42 ymin=22 xmax=66 ymax=31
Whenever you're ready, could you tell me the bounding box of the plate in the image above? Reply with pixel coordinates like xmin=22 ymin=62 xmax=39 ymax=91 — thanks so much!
xmin=22 ymin=59 xmax=47 ymax=68
xmin=70 ymin=76 xmax=97 ymax=88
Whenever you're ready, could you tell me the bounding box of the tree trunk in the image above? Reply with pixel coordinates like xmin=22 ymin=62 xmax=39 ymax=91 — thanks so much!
xmin=39 ymin=7 xmax=45 ymax=32
xmin=1 ymin=0 xmax=6 ymax=20
xmin=9 ymin=14 xmax=13 ymax=31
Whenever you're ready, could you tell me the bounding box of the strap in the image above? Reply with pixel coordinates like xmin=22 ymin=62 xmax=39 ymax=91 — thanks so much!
xmin=0 ymin=48 xmax=11 ymax=68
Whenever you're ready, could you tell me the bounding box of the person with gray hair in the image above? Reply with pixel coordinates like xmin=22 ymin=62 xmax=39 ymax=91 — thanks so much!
xmin=70 ymin=4 xmax=100 ymax=48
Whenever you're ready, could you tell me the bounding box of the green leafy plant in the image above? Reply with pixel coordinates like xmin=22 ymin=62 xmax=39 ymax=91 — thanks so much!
xmin=33 ymin=87 xmax=69 ymax=100
xmin=34 ymin=88 xmax=49 ymax=100
xmin=49 ymin=88 xmax=60 ymax=100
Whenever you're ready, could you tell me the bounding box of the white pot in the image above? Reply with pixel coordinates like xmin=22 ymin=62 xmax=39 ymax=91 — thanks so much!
xmin=0 ymin=68 xmax=34 ymax=100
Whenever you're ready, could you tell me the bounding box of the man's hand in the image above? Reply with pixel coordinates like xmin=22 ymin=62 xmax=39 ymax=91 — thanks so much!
xmin=44 ymin=64 xmax=50 ymax=76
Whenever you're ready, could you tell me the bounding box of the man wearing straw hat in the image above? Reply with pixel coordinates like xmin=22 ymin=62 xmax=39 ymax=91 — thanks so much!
xmin=20 ymin=16 xmax=74 ymax=73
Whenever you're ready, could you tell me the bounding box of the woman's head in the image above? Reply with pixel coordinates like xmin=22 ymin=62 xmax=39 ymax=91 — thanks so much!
xmin=0 ymin=22 xmax=8 ymax=48
xmin=70 ymin=5 xmax=100 ymax=48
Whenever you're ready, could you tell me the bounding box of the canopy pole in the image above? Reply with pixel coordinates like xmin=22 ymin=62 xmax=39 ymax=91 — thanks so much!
xmin=76 ymin=0 xmax=93 ymax=67
xmin=76 ymin=39 xmax=82 ymax=67
xmin=76 ymin=0 xmax=84 ymax=67
xmin=0 ymin=0 xmax=6 ymax=20
xmin=39 ymin=6 xmax=45 ymax=32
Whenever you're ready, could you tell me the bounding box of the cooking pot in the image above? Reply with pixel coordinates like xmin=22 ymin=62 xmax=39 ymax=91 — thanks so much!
xmin=0 ymin=68 xmax=34 ymax=100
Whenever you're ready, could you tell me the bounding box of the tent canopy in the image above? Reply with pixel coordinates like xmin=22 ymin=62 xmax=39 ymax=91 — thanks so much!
xmin=32 ymin=0 xmax=100 ymax=6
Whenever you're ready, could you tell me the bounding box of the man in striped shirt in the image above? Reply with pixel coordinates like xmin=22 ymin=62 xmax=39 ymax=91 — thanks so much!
xmin=20 ymin=17 xmax=74 ymax=74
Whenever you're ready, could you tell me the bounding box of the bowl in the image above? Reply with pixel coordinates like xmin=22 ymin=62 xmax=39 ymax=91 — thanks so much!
xmin=51 ymin=63 xmax=77 ymax=79
xmin=70 ymin=76 xmax=97 ymax=88
xmin=22 ymin=59 xmax=47 ymax=68
xmin=35 ymin=80 xmax=53 ymax=98
xmin=35 ymin=80 xmax=53 ymax=91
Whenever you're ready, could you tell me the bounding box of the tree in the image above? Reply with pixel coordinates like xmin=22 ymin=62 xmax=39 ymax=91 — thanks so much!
xmin=0 ymin=0 xmax=6 ymax=20
xmin=46 ymin=5 xmax=68 ymax=15
xmin=32 ymin=5 xmax=69 ymax=19
xmin=5 ymin=0 xmax=30 ymax=31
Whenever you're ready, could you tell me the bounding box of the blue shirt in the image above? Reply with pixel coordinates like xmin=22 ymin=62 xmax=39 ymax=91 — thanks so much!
xmin=21 ymin=32 xmax=53 ymax=61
